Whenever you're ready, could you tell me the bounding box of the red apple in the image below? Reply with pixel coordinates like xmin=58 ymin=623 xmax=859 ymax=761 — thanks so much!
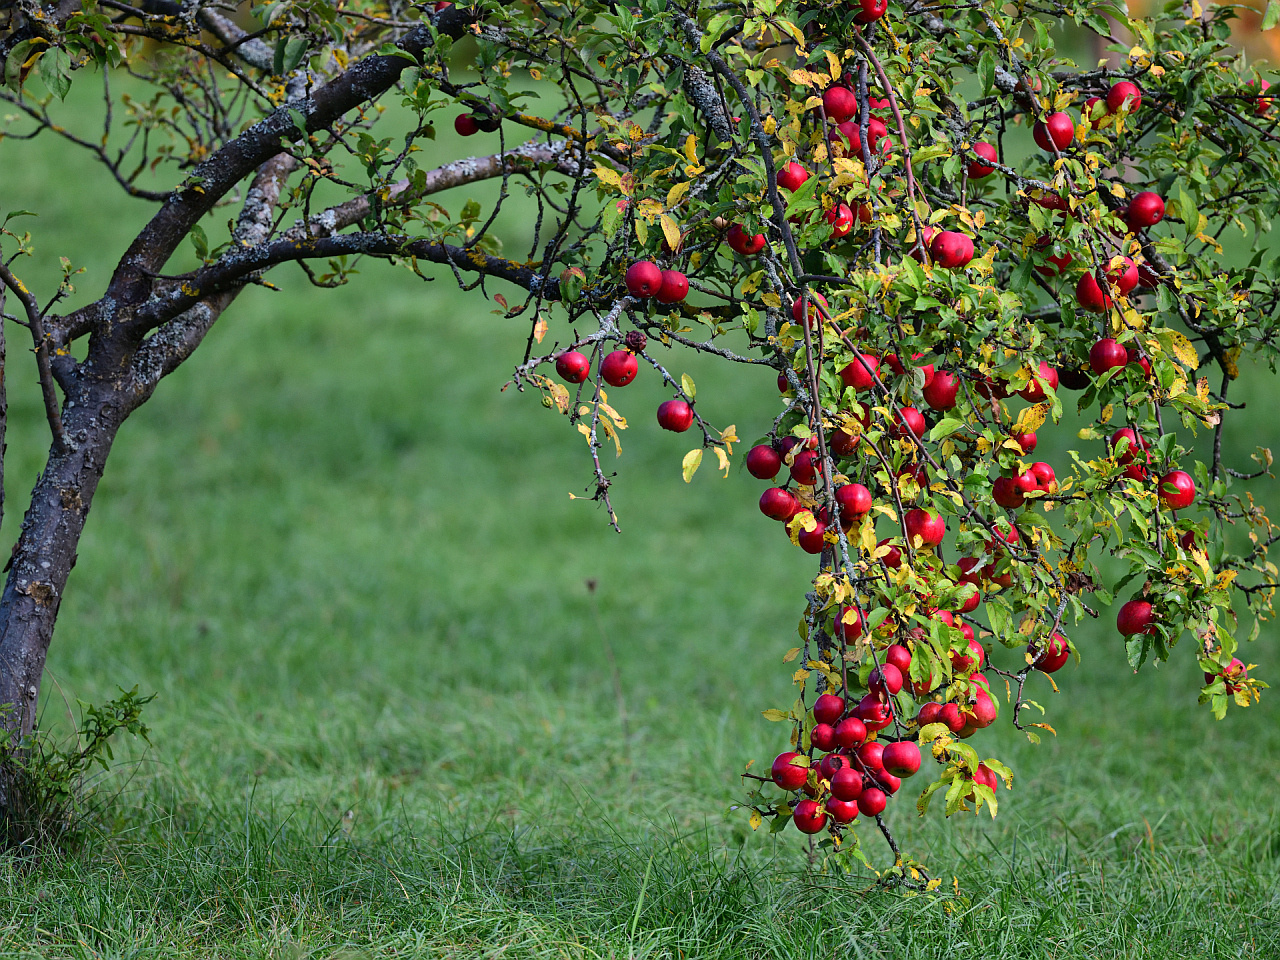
xmin=656 ymin=269 xmax=688 ymax=303
xmin=826 ymin=796 xmax=859 ymax=823
xmin=746 ymin=444 xmax=782 ymax=479
xmin=727 ymin=223 xmax=767 ymax=255
xmin=894 ymin=406 xmax=926 ymax=439
xmin=938 ymin=703 xmax=965 ymax=733
xmin=904 ymin=508 xmax=945 ymax=547
xmin=1090 ymin=338 xmax=1128 ymax=374
xmin=656 ymin=398 xmax=693 ymax=432
xmin=791 ymin=292 xmax=829 ymax=327
xmin=776 ymin=161 xmax=810 ymax=191
xmin=857 ymin=787 xmax=887 ymax=817
xmin=1109 ymin=427 xmax=1148 ymax=465
xmin=1102 ymin=256 xmax=1138 ymax=296
xmin=923 ymin=370 xmax=960 ymax=410
xmin=966 ymin=689 xmax=998 ymax=728
xmin=1076 ymin=272 xmax=1112 ymax=313
xmin=790 ymin=449 xmax=821 ymax=486
xmin=1030 ymin=461 xmax=1056 ymax=491
xmin=822 ymin=86 xmax=857 ymax=123
xmin=840 ymin=354 xmax=881 ymax=391
xmin=1031 ymin=631 xmax=1070 ymax=673
xmin=877 ymin=538 xmax=903 ymax=569
xmin=930 ymin=230 xmax=975 ymax=268
xmin=835 ymin=483 xmax=873 ymax=522
xmin=810 ymin=723 xmax=836 ymax=752
xmin=792 ymin=798 xmax=828 ymax=834
xmin=855 ymin=0 xmax=888 ymax=22
xmin=1159 ymin=470 xmax=1196 ymax=509
xmin=601 ymin=350 xmax=638 ymax=386
xmin=624 ymin=261 xmax=663 ymax=298
xmin=834 ymin=716 xmax=868 ymax=748
xmin=968 ymin=141 xmax=998 ymax=179
xmin=1125 ymin=191 xmax=1165 ymax=231
xmin=882 ymin=741 xmax=921 ymax=778
xmin=1117 ymin=599 xmax=1155 ymax=636
xmin=1018 ymin=360 xmax=1059 ymax=402
xmin=825 ymin=203 xmax=855 ymax=238
xmin=454 ymin=114 xmax=479 ymax=136
xmin=830 ymin=766 xmax=864 ymax=802
xmin=917 ymin=702 xmax=943 ymax=727
xmin=973 ymin=763 xmax=999 ymax=793
xmin=1106 ymin=80 xmax=1142 ymax=114
xmin=835 ymin=605 xmax=866 ymax=642
xmin=869 ymin=662 xmax=904 ymax=698
xmin=885 ymin=644 xmax=912 ymax=675
xmin=813 ymin=693 xmax=845 ymax=725
xmin=856 ymin=741 xmax=885 ymax=772
xmin=771 ymin=752 xmax=809 ymax=790
xmin=759 ymin=487 xmax=800 ymax=521
xmin=855 ymin=694 xmax=894 ymax=732
xmin=555 ymin=350 xmax=590 ymax=383
xmin=1035 ymin=235 xmax=1074 ymax=276
xmin=951 ymin=637 xmax=986 ymax=675
xmin=1011 ymin=431 xmax=1037 ymax=454
xmin=1033 ymin=111 xmax=1075 ymax=151
xmin=798 ymin=521 xmax=828 ymax=554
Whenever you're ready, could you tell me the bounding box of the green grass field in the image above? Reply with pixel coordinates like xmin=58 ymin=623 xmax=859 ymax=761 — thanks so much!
xmin=0 ymin=76 xmax=1277 ymax=958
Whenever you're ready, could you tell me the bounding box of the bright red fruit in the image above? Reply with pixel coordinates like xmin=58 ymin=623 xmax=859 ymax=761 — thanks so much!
xmin=877 ymin=538 xmax=902 ymax=569
xmin=835 ymin=483 xmax=872 ymax=522
xmin=869 ymin=663 xmax=904 ymax=698
xmin=882 ymin=741 xmax=921 ymax=778
xmin=746 ymin=444 xmax=782 ymax=479
xmin=930 ymin=230 xmax=975 ymax=268
xmin=759 ymin=487 xmax=799 ymax=521
xmin=830 ymin=767 xmax=864 ymax=802
xmin=600 ymin=350 xmax=638 ymax=386
xmin=884 ymin=353 xmax=936 ymax=385
xmin=1011 ymin=431 xmax=1037 ymax=454
xmin=993 ymin=476 xmax=1027 ymax=509
xmin=967 ymin=689 xmax=998 ymax=728
xmin=894 ymin=406 xmax=926 ymax=439
xmin=798 ymin=521 xmax=827 ymax=554
xmin=826 ymin=796 xmax=860 ymax=823
xmin=1090 ymin=338 xmax=1128 ymax=374
xmin=1033 ymin=111 xmax=1075 ymax=151
xmin=656 ymin=399 xmax=693 ymax=432
xmin=771 ymin=752 xmax=809 ymax=790
xmin=840 ymin=353 xmax=880 ymax=391
xmin=1117 ymin=599 xmax=1156 ymax=636
xmin=1076 ymin=272 xmax=1112 ymax=312
xmin=1102 ymin=256 xmax=1139 ymax=296
xmin=1017 ymin=360 xmax=1059 ymax=402
xmin=835 ymin=605 xmax=866 ymax=642
xmin=855 ymin=0 xmax=888 ymax=22
xmin=905 ymin=508 xmax=945 ymax=547
xmin=825 ymin=203 xmax=855 ymax=238
xmin=938 ymin=703 xmax=965 ymax=733
xmin=1159 ymin=470 xmax=1196 ymax=510
xmin=973 ymin=764 xmax=999 ymax=793
xmin=1249 ymin=78 xmax=1273 ymax=116
xmin=1106 ymin=80 xmax=1142 ymax=114
xmin=790 ymin=450 xmax=820 ymax=486
xmin=555 ymin=351 xmax=590 ymax=383
xmin=726 ymin=223 xmax=766 ymax=255
xmin=855 ymin=694 xmax=894 ymax=731
xmin=819 ymin=752 xmax=851 ymax=782
xmin=822 ymin=86 xmax=857 ymax=123
xmin=1030 ymin=461 xmax=1056 ymax=491
xmin=917 ymin=702 xmax=943 ymax=727
xmin=885 ymin=644 xmax=912 ymax=675
xmin=810 ymin=723 xmax=836 ymax=752
xmin=1031 ymin=632 xmax=1070 ymax=673
xmin=814 ymin=693 xmax=845 ymax=725
xmin=454 ymin=114 xmax=479 ymax=136
xmin=791 ymin=292 xmax=829 ymax=327
xmin=656 ymin=270 xmax=688 ymax=303
xmin=793 ymin=799 xmax=828 ymax=834
xmin=951 ymin=638 xmax=986 ymax=675
xmin=1109 ymin=428 xmax=1147 ymax=464
xmin=1034 ymin=235 xmax=1074 ymax=276
xmin=834 ymin=716 xmax=867 ymax=748
xmin=968 ymin=141 xmax=998 ymax=179
xmin=857 ymin=741 xmax=886 ymax=772
xmin=624 ymin=261 xmax=663 ymax=298
xmin=857 ymin=787 xmax=888 ymax=817
xmin=776 ymin=161 xmax=810 ymax=191
xmin=1127 ymin=191 xmax=1165 ymax=229
xmin=923 ymin=370 xmax=960 ymax=410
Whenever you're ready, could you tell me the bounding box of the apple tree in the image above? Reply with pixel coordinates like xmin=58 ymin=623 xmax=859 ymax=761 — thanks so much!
xmin=0 ymin=0 xmax=1277 ymax=871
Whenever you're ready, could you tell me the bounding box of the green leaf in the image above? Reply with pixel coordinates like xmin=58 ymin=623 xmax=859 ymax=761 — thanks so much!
xmin=1264 ymin=0 xmax=1280 ymax=31
xmin=38 ymin=47 xmax=71 ymax=100
xmin=928 ymin=417 xmax=965 ymax=441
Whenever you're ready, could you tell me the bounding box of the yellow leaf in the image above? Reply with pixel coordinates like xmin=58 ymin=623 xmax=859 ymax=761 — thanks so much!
xmin=682 ymin=448 xmax=703 ymax=482
xmin=533 ymin=316 xmax=548 ymax=343
xmin=598 ymin=402 xmax=628 ymax=430
xmin=1165 ymin=330 xmax=1198 ymax=368
xmin=683 ymin=134 xmax=699 ymax=165
xmin=792 ymin=667 xmax=811 ymax=684
xmin=681 ymin=373 xmax=696 ymax=399
xmin=666 ymin=181 xmax=691 ymax=208
xmin=1013 ymin=403 xmax=1048 ymax=436
xmin=749 ymin=810 xmax=763 ymax=831
xmin=714 ymin=446 xmax=731 ymax=477
xmin=720 ymin=424 xmax=739 ymax=446
xmin=788 ymin=68 xmax=816 ymax=87
xmin=761 ymin=292 xmax=782 ymax=309
xmin=761 ymin=708 xmax=792 ymax=722
xmin=762 ymin=115 xmax=777 ymax=135
xmin=825 ymin=50 xmax=842 ymax=80
xmin=660 ymin=214 xmax=682 ymax=253
xmin=594 ymin=164 xmax=622 ymax=189
xmin=782 ymin=647 xmax=801 ymax=663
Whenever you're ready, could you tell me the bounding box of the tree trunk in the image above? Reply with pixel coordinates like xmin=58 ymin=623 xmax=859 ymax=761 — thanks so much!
xmin=0 ymin=376 xmax=126 ymax=806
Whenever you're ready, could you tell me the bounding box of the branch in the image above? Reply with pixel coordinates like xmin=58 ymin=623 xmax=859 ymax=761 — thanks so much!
xmin=0 ymin=263 xmax=69 ymax=453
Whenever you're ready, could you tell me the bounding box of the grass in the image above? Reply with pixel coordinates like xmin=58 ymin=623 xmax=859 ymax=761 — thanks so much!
xmin=0 ymin=74 xmax=1276 ymax=958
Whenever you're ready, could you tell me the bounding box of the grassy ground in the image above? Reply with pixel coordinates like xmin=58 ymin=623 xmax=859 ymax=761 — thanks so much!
xmin=0 ymin=77 xmax=1276 ymax=958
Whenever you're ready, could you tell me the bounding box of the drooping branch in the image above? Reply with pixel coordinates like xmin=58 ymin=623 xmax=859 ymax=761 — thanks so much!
xmin=0 ymin=262 xmax=69 ymax=453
